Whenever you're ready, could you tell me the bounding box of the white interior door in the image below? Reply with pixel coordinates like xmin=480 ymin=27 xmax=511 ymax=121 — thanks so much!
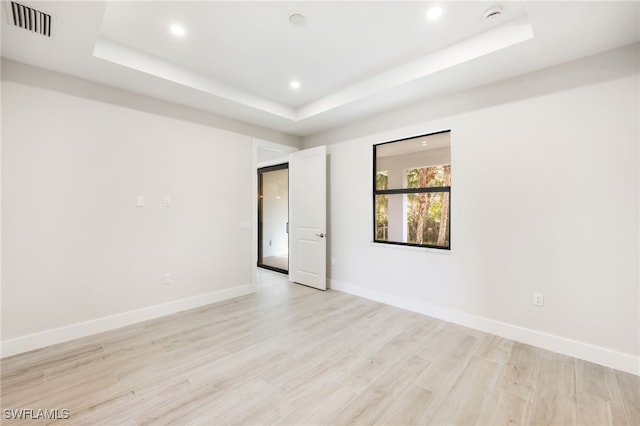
xmin=289 ymin=145 xmax=327 ymax=290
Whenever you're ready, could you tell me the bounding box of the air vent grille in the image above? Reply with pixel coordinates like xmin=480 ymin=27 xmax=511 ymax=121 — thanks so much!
xmin=10 ymin=2 xmax=51 ymax=37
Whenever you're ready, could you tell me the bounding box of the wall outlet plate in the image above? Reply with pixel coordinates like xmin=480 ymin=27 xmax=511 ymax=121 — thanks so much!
xmin=533 ymin=293 xmax=544 ymax=307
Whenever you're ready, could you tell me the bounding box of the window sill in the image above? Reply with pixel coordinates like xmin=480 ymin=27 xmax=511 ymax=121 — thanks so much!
xmin=369 ymin=241 xmax=451 ymax=254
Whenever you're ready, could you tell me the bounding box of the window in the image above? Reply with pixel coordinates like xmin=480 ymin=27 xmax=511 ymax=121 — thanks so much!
xmin=373 ymin=130 xmax=451 ymax=249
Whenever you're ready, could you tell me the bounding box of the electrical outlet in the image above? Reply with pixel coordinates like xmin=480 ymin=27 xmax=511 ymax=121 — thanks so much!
xmin=163 ymin=195 xmax=171 ymax=207
xmin=533 ymin=293 xmax=544 ymax=307
xmin=164 ymin=273 xmax=172 ymax=285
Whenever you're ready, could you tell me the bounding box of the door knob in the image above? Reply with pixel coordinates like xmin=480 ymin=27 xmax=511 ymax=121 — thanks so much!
xmin=315 ymin=233 xmax=326 ymax=238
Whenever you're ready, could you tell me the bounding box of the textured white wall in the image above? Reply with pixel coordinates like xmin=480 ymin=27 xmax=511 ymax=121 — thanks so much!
xmin=310 ymin=45 xmax=640 ymax=368
xmin=1 ymin=78 xmax=255 ymax=340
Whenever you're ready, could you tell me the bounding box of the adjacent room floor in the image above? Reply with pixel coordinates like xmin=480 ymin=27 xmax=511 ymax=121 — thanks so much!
xmin=261 ymin=255 xmax=288 ymax=272
xmin=1 ymin=269 xmax=638 ymax=425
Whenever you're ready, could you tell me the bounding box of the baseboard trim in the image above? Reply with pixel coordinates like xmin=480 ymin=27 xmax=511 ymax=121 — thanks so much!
xmin=0 ymin=284 xmax=255 ymax=358
xmin=330 ymin=279 xmax=639 ymax=376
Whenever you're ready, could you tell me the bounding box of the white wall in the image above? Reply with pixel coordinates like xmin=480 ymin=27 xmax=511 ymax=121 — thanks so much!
xmin=257 ymin=148 xmax=290 ymax=164
xmin=308 ymin=44 xmax=640 ymax=373
xmin=2 ymin=60 xmax=302 ymax=150
xmin=0 ymin=64 xmax=281 ymax=354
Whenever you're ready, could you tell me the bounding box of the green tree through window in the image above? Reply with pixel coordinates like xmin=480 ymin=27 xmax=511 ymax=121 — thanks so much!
xmin=375 ymin=172 xmax=388 ymax=240
xmin=406 ymin=165 xmax=451 ymax=246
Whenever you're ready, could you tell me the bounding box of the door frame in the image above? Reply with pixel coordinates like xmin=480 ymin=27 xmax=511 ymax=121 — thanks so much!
xmin=252 ymin=139 xmax=298 ymax=289
xmin=257 ymin=163 xmax=289 ymax=274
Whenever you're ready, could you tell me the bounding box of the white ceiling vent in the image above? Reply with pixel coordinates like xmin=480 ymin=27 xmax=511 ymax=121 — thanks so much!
xmin=8 ymin=2 xmax=52 ymax=37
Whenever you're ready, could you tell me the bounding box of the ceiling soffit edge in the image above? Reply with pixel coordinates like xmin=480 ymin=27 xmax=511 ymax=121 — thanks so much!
xmin=93 ymin=13 xmax=533 ymax=124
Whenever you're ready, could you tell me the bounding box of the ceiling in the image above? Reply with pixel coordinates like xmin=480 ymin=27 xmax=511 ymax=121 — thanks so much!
xmin=2 ymin=1 xmax=639 ymax=137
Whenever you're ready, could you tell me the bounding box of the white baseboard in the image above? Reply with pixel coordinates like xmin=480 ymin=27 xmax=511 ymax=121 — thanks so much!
xmin=0 ymin=284 xmax=255 ymax=358
xmin=330 ymin=279 xmax=639 ymax=376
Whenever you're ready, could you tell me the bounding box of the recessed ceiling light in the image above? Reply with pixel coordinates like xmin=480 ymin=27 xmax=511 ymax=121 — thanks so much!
xmin=426 ymin=6 xmax=443 ymax=21
xmin=170 ymin=24 xmax=185 ymax=37
xmin=290 ymin=80 xmax=301 ymax=89
xmin=421 ymin=140 xmax=428 ymax=146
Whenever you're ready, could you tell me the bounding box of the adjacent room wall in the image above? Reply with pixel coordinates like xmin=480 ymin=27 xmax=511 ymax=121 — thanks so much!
xmin=306 ymin=44 xmax=640 ymax=373
xmin=262 ymin=168 xmax=289 ymax=258
xmin=0 ymin=62 xmax=299 ymax=355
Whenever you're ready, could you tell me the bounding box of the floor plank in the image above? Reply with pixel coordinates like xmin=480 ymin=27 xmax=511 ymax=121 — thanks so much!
xmin=614 ymin=369 xmax=640 ymax=425
xmin=528 ymin=352 xmax=577 ymax=426
xmin=576 ymin=360 xmax=628 ymax=426
xmin=427 ymin=356 xmax=503 ymax=425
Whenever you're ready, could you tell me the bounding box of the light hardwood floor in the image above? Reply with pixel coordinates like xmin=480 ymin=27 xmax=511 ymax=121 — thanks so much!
xmin=2 ymin=270 xmax=639 ymax=425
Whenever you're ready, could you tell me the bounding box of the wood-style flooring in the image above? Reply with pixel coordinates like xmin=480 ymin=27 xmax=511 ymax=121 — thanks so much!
xmin=1 ymin=270 xmax=638 ymax=425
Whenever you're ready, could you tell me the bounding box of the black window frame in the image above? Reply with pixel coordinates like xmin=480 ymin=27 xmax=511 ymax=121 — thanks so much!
xmin=373 ymin=130 xmax=452 ymax=250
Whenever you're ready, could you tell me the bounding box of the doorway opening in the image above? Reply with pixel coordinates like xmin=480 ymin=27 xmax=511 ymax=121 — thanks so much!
xmin=258 ymin=163 xmax=289 ymax=274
